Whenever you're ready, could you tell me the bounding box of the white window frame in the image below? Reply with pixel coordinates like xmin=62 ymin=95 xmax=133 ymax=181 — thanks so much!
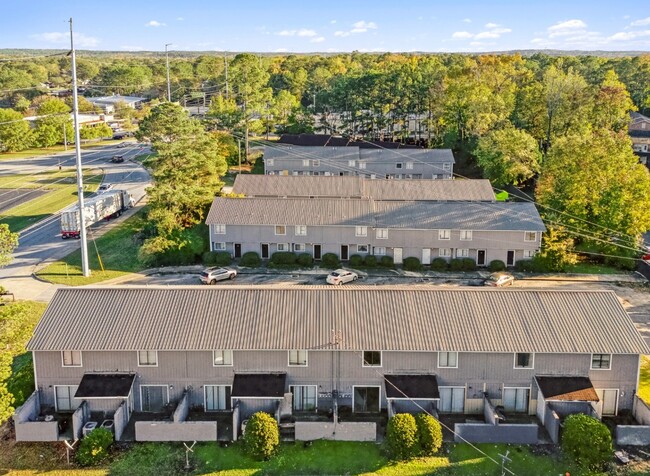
xmin=275 ymin=225 xmax=286 ymax=236
xmin=213 ymin=242 xmax=226 ymax=251
xmin=513 ymin=352 xmax=534 ymax=369
xmin=439 ymin=248 xmax=452 ymax=258
xmin=214 ymin=224 xmax=226 ymax=235
xmin=266 ymin=158 xmax=274 ymax=166
xmin=348 ymin=160 xmax=356 ymax=167
xmin=438 ymin=351 xmax=458 ymax=369
xmin=277 ymin=243 xmax=289 ymax=252
xmin=140 ymin=384 xmax=170 ymax=412
xmin=295 ymin=225 xmax=307 ymax=236
xmin=290 ymin=384 xmax=318 ymax=412
xmin=395 ymin=163 xmax=403 ymax=169
xmin=406 ymin=162 xmax=414 ymax=169
xmin=213 ymin=350 xmax=233 ymax=367
xmin=524 ymin=231 xmax=537 ymax=242
xmin=288 ymin=350 xmax=308 ymax=367
xmin=359 ymin=162 xmax=367 ymax=170
xmin=523 ymin=249 xmax=536 ymax=258
xmin=376 ymin=228 xmax=388 ymax=240
xmin=355 ymin=226 xmax=367 ymax=237
xmin=302 ymin=159 xmax=310 ymax=167
xmin=61 ymin=350 xmax=82 ymax=367
xmin=204 ymin=384 xmax=232 ymax=411
xmin=54 ymin=385 xmax=80 ymax=412
xmin=443 ymin=163 xmax=451 ymax=171
xmin=352 ymin=385 xmax=381 ymax=413
xmin=460 ymin=230 xmax=473 ymax=241
xmin=502 ymin=386 xmax=531 ymax=413
xmin=362 ymin=350 xmax=382 ymax=368
xmin=312 ymin=159 xmax=320 ymax=167
xmin=357 ymin=244 xmax=369 ymax=253
xmin=439 ymin=229 xmax=451 ymax=240
xmin=591 ymin=353 xmax=612 ymax=370
xmin=373 ymin=246 xmax=386 ymax=256
xmin=293 ymin=243 xmax=306 ymax=252
xmin=438 ymin=386 xmax=465 ymax=414
xmin=456 ymin=248 xmax=469 ymax=258
xmin=137 ymin=350 xmax=158 ymax=367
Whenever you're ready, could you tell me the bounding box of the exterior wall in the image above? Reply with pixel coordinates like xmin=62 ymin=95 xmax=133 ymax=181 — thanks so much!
xmin=135 ymin=421 xmax=217 ymax=441
xmin=114 ymin=402 xmax=127 ymax=441
xmin=72 ymin=402 xmax=89 ymax=440
xmin=295 ymin=421 xmax=376 ymax=441
xmin=13 ymin=392 xmax=59 ymax=442
xmin=616 ymin=426 xmax=650 ymax=445
xmin=634 ymin=395 xmax=650 ymax=424
xmin=454 ymin=423 xmax=538 ymax=444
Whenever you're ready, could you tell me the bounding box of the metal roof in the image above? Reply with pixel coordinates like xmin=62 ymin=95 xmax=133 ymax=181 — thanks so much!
xmin=206 ymin=197 xmax=544 ymax=231
xmin=28 ymin=287 xmax=649 ymax=355
xmin=264 ymin=146 xmax=360 ymax=162
xmin=263 ymin=145 xmax=455 ymax=165
xmin=359 ymin=148 xmax=455 ymax=164
xmin=85 ymin=95 xmax=146 ymax=105
xmin=231 ymin=175 xmax=495 ymax=201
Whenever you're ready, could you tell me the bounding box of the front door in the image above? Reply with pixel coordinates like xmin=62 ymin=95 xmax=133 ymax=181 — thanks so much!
xmin=341 ymin=245 xmax=349 ymax=261
xmin=141 ymin=385 xmax=167 ymax=412
xmin=506 ymin=250 xmax=515 ymax=267
xmin=261 ymin=243 xmax=269 ymax=260
xmin=422 ymin=248 xmax=431 ymax=265
xmin=598 ymin=389 xmax=619 ymax=416
xmin=477 ymin=250 xmax=486 ymax=267
xmin=393 ymin=247 xmax=403 ymax=264
xmin=314 ymin=244 xmax=322 ymax=261
xmin=234 ymin=244 xmax=242 ymax=259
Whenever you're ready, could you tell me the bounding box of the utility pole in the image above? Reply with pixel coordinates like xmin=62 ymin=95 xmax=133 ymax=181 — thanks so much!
xmin=63 ymin=122 xmax=67 ymax=151
xmin=224 ymin=53 xmax=229 ymax=100
xmin=165 ymin=43 xmax=172 ymax=101
xmin=70 ymin=17 xmax=90 ymax=277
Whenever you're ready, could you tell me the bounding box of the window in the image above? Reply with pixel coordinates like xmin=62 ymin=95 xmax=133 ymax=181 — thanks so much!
xmin=373 ymin=246 xmax=386 ymax=256
xmin=353 ymin=386 xmax=380 ymax=413
xmin=514 ymin=352 xmax=534 ymax=369
xmin=439 ymin=229 xmax=451 ymax=240
xmin=291 ymin=385 xmax=317 ymax=411
xmin=438 ymin=387 xmax=465 ymax=413
xmin=277 ymin=243 xmax=289 ymax=252
xmin=289 ymin=350 xmax=308 ymax=366
xmin=396 ymin=163 xmax=403 ymax=169
xmin=275 ymin=225 xmax=286 ymax=235
xmin=524 ymin=231 xmax=537 ymax=242
xmin=214 ymin=224 xmax=226 ymax=235
xmin=376 ymin=228 xmax=388 ymax=239
xmin=55 ymin=385 xmax=80 ymax=412
xmin=302 ymin=159 xmax=310 ymax=167
xmin=295 ymin=225 xmax=307 ymax=236
xmin=460 ymin=230 xmax=473 ymax=241
xmin=591 ymin=354 xmax=611 ymax=370
xmin=312 ymin=159 xmax=320 ymax=167
xmin=406 ymin=162 xmax=414 ymax=169
xmin=213 ymin=350 xmax=233 ymax=366
xmin=348 ymin=160 xmax=356 ymax=167
xmin=357 ymin=244 xmax=369 ymax=253
xmin=524 ymin=250 xmax=536 ymax=258
xmin=438 ymin=351 xmax=458 ymax=368
xmin=359 ymin=162 xmax=367 ymax=169
xmin=355 ymin=226 xmax=367 ymax=237
xmin=62 ymin=350 xmax=82 ymax=367
xmin=503 ymin=387 xmax=530 ymax=413
xmin=205 ymin=385 xmax=231 ymax=411
xmin=439 ymin=248 xmax=452 ymax=258
xmin=362 ymin=351 xmax=381 ymax=367
xmin=213 ymin=242 xmax=226 ymax=251
xmin=456 ymin=248 xmax=469 ymax=258
xmin=266 ymin=159 xmax=274 ymax=166
xmin=443 ymin=163 xmax=451 ymax=171
xmin=138 ymin=350 xmax=158 ymax=367
xmin=293 ymin=243 xmax=306 ymax=252
xmin=141 ymin=385 xmax=168 ymax=412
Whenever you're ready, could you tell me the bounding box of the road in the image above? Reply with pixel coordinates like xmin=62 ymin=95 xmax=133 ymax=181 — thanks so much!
xmin=0 ymin=143 xmax=151 ymax=300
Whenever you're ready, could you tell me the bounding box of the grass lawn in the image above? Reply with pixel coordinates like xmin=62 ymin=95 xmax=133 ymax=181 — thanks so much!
xmin=639 ymin=355 xmax=650 ymax=405
xmin=563 ymin=262 xmax=626 ymax=274
xmin=0 ymin=140 xmax=123 ymax=161
xmin=35 ymin=209 xmax=148 ymax=285
xmin=0 ymin=169 xmax=102 ymax=232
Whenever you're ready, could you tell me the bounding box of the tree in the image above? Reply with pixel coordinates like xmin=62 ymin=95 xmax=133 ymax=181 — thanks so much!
xmin=34 ymin=98 xmax=72 ymax=147
xmin=562 ymin=414 xmax=612 ymax=471
xmin=0 ymin=108 xmax=32 ymax=152
xmin=242 ymin=411 xmax=279 ymax=460
xmin=475 ymin=126 xmax=542 ymax=187
xmin=593 ymin=70 xmax=636 ymax=132
xmin=415 ymin=413 xmax=443 ymax=456
xmin=386 ymin=413 xmax=418 ymax=460
xmin=0 ymin=224 xmax=18 ymax=268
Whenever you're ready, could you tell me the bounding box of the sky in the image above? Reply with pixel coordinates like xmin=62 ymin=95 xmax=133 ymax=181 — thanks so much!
xmin=2 ymin=0 xmax=650 ymax=53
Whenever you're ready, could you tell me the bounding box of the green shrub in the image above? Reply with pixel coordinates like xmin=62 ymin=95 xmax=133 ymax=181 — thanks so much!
xmin=240 ymin=251 xmax=261 ymax=267
xmin=296 ymin=253 xmax=313 ymax=267
xmin=76 ymin=427 xmax=113 ymax=466
xmin=203 ymin=251 xmax=232 ymax=266
xmin=515 ymin=257 xmax=548 ymax=272
xmin=386 ymin=413 xmax=418 ymax=460
xmin=561 ymin=414 xmax=612 ymax=471
xmin=380 ymin=256 xmax=394 ymax=268
xmin=461 ymin=258 xmax=476 ymax=271
xmin=363 ymin=255 xmax=378 ymax=268
xmin=321 ymin=253 xmax=340 ymax=269
xmin=403 ymin=257 xmax=423 ymax=271
xmin=349 ymin=254 xmax=363 ymax=267
xmin=269 ymin=251 xmax=297 ymax=265
xmin=430 ymin=258 xmax=448 ymax=271
xmin=449 ymin=258 xmax=464 ymax=271
xmin=416 ymin=413 xmax=443 ymax=456
xmin=243 ymin=411 xmax=280 ymax=460
xmin=488 ymin=260 xmax=506 ymax=272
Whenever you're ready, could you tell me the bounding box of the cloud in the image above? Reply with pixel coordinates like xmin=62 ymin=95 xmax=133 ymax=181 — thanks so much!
xmin=145 ymin=20 xmax=166 ymax=27
xmin=609 ymin=30 xmax=650 ymax=41
xmin=274 ymin=48 xmax=289 ymax=52
xmin=335 ymin=20 xmax=377 ymax=37
xmin=462 ymin=18 xmax=471 ymax=23
xmin=451 ymin=24 xmax=511 ymax=40
xmin=330 ymin=20 xmax=337 ymax=24
xmin=631 ymin=17 xmax=650 ymax=26
xmin=334 ymin=30 xmax=349 ymax=37
xmin=548 ymin=19 xmax=587 ymax=37
xmin=31 ymin=31 xmax=99 ymax=47
xmin=277 ymin=28 xmax=317 ymax=37
xmin=121 ymin=45 xmax=144 ymax=51
xmin=452 ymin=31 xmax=473 ymax=39
xmin=310 ymin=36 xmax=325 ymax=43
xmin=485 ymin=22 xmax=499 ymax=28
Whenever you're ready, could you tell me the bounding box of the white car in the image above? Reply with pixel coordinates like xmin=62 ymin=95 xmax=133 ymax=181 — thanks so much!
xmin=200 ymin=267 xmax=237 ymax=285
xmin=326 ymin=269 xmax=358 ymax=285
xmin=97 ymin=183 xmax=114 ymax=193
xmin=484 ymin=272 xmax=515 ymax=287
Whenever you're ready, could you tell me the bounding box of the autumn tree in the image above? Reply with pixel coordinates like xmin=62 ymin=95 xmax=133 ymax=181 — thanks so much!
xmin=593 ymin=70 xmax=636 ymax=132
xmin=0 ymin=108 xmax=32 ymax=152
xmin=34 ymin=98 xmax=72 ymax=147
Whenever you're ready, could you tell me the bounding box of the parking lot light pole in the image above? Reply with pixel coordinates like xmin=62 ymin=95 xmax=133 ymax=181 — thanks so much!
xmin=165 ymin=43 xmax=172 ymax=102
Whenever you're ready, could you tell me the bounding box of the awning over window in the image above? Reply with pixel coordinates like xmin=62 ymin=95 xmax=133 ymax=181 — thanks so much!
xmin=232 ymin=373 xmax=287 ymax=398
xmin=535 ymin=376 xmax=599 ymax=402
xmin=384 ymin=374 xmax=440 ymax=399
xmin=74 ymin=373 xmax=135 ymax=399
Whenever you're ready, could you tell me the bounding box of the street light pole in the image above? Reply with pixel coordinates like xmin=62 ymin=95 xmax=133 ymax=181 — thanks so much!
xmin=165 ymin=43 xmax=172 ymax=102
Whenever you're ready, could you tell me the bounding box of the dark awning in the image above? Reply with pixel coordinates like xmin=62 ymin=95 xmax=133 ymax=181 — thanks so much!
xmin=74 ymin=373 xmax=135 ymax=399
xmin=535 ymin=376 xmax=599 ymax=402
xmin=384 ymin=374 xmax=440 ymax=399
xmin=232 ymin=373 xmax=287 ymax=398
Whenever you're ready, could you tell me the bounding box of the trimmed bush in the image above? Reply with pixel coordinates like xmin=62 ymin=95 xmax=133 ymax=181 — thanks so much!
xmin=488 ymin=259 xmax=506 ymax=272
xmin=269 ymin=251 xmax=297 ymax=265
xmin=430 ymin=258 xmax=448 ymax=271
xmin=321 ymin=253 xmax=340 ymax=269
xmin=449 ymin=258 xmax=464 ymax=271
xmin=203 ymin=251 xmax=232 ymax=266
xmin=296 ymin=253 xmax=313 ymax=267
xmin=416 ymin=413 xmax=443 ymax=456
xmin=561 ymin=414 xmax=612 ymax=471
xmin=240 ymin=251 xmax=261 ymax=267
xmin=349 ymin=254 xmax=363 ymax=267
xmin=403 ymin=256 xmax=423 ymax=271
xmin=461 ymin=258 xmax=476 ymax=271
xmin=515 ymin=257 xmax=548 ymax=272
xmin=386 ymin=413 xmax=418 ymax=460
xmin=380 ymin=255 xmax=394 ymax=268
xmin=76 ymin=427 xmax=113 ymax=466
xmin=243 ymin=411 xmax=280 ymax=460
xmin=363 ymin=255 xmax=378 ymax=268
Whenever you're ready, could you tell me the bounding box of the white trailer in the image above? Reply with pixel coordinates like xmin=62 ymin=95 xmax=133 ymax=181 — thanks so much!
xmin=60 ymin=190 xmax=133 ymax=239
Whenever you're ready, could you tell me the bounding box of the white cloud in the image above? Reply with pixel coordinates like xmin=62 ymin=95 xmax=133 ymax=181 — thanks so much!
xmin=452 ymin=31 xmax=473 ymax=39
xmin=145 ymin=20 xmax=166 ymax=27
xmin=451 ymin=23 xmax=511 ymax=41
xmin=310 ymin=36 xmax=325 ymax=43
xmin=631 ymin=17 xmax=650 ymax=26
xmin=462 ymin=18 xmax=471 ymax=23
xmin=31 ymin=31 xmax=99 ymax=47
xmin=277 ymin=28 xmax=317 ymax=37
xmin=335 ymin=20 xmax=377 ymax=37
xmin=274 ymin=48 xmax=289 ymax=52
xmin=330 ymin=20 xmax=337 ymax=24
xmin=177 ymin=17 xmax=184 ymax=21
xmin=609 ymin=30 xmax=650 ymax=41
xmin=548 ymin=19 xmax=587 ymax=37
xmin=475 ymin=27 xmax=511 ymax=39
xmin=485 ymin=22 xmax=499 ymax=28
xmin=334 ymin=30 xmax=348 ymax=37
xmin=121 ymin=45 xmax=144 ymax=51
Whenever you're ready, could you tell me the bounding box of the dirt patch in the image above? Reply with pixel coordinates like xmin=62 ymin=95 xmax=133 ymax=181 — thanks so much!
xmin=0 ymin=188 xmax=48 ymax=214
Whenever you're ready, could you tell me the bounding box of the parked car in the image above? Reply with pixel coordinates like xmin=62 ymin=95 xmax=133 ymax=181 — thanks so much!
xmin=326 ymin=269 xmax=358 ymax=285
xmin=484 ymin=272 xmax=515 ymax=287
xmin=110 ymin=155 xmax=125 ymax=163
xmin=116 ymin=142 xmax=129 ymax=148
xmin=200 ymin=267 xmax=237 ymax=285
xmin=97 ymin=183 xmax=114 ymax=193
